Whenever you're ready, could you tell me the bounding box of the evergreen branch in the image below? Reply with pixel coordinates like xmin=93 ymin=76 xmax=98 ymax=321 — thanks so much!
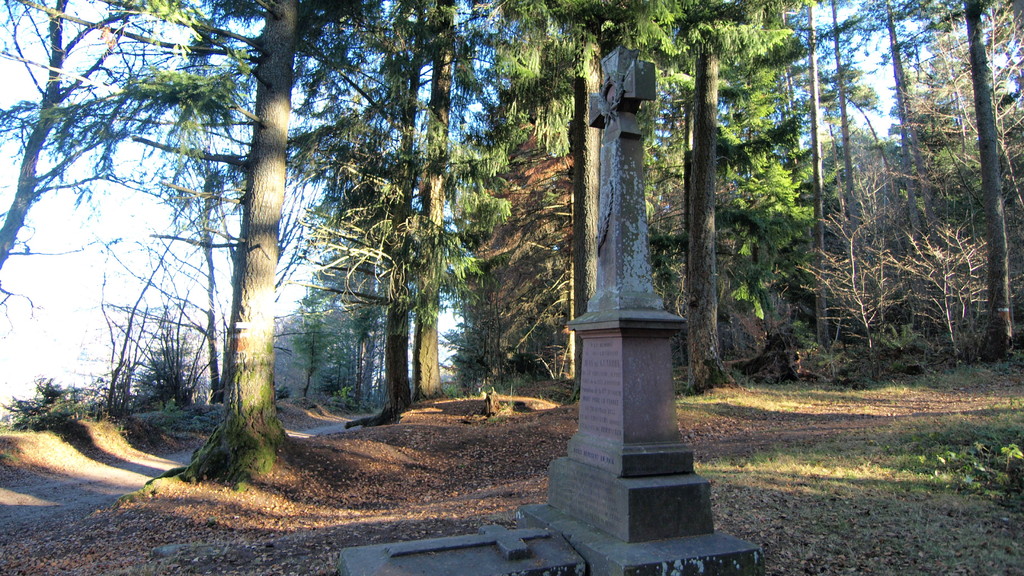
xmin=288 ymin=281 xmax=386 ymax=305
xmin=335 ymin=71 xmax=379 ymax=108
xmin=191 ymin=24 xmax=261 ymax=52
xmin=15 ymin=0 xmax=230 ymax=57
xmin=109 ymin=25 xmax=229 ymax=57
xmin=63 ymin=12 xmax=129 ymax=55
xmin=132 ymin=136 xmax=247 ymax=167
xmin=253 ymin=0 xmax=279 ymax=18
xmin=95 ymin=0 xmax=259 ymax=50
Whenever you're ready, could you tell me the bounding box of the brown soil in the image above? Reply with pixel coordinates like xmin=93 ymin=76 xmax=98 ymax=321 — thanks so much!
xmin=0 ymin=383 xmax=1020 ymax=576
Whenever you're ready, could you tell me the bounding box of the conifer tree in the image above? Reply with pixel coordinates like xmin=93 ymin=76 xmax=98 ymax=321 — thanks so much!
xmin=182 ymin=0 xmax=298 ymax=483
xmin=413 ymin=0 xmax=457 ymax=400
xmin=688 ymin=47 xmax=730 ymax=393
xmin=963 ymin=0 xmax=1012 ymax=360
xmin=677 ymin=0 xmax=796 ymax=392
xmin=808 ymin=2 xmax=829 ymax=348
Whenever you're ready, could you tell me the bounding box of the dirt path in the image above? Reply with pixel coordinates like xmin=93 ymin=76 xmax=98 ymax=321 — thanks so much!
xmin=0 ymin=420 xmax=355 ymax=536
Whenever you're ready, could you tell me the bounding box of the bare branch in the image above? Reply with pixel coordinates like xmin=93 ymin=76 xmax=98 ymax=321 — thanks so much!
xmin=150 ymin=234 xmax=236 ymax=249
xmin=0 ymin=50 xmax=121 ymax=94
xmin=132 ymin=136 xmax=247 ymax=167
xmin=160 ymin=181 xmax=241 ymax=205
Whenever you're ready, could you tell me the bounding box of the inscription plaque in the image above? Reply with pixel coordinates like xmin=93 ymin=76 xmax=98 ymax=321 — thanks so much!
xmin=578 ymin=338 xmax=623 ymax=441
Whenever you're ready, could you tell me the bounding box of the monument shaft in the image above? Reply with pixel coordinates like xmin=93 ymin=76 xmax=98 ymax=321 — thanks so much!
xmin=567 ymin=47 xmax=690 ymax=481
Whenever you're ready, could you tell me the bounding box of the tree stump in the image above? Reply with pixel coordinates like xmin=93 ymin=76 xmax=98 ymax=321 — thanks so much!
xmin=738 ymin=330 xmax=799 ymax=383
xmin=482 ymin=391 xmax=501 ymax=417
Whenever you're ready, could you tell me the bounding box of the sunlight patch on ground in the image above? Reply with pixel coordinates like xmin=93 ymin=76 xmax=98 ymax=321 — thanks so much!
xmin=704 ymin=455 xmax=936 ymax=498
xmin=0 ymin=487 xmax=57 ymax=507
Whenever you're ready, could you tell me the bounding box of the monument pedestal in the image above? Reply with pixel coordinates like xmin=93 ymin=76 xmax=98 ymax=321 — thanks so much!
xmin=518 ymin=308 xmax=763 ymax=576
xmin=545 ymin=457 xmax=713 ymax=543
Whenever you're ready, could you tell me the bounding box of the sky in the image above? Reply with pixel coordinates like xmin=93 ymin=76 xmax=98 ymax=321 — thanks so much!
xmin=0 ymin=152 xmax=190 ymax=403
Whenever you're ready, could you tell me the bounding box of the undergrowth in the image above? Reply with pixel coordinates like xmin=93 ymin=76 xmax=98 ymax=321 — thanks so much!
xmin=901 ymin=401 xmax=1024 ymax=503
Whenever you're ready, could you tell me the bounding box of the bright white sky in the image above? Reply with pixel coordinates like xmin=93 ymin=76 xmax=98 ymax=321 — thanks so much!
xmin=0 ymin=138 xmax=195 ymax=403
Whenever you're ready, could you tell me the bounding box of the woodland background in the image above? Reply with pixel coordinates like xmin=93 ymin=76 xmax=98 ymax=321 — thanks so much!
xmin=0 ymin=0 xmax=1020 ymax=478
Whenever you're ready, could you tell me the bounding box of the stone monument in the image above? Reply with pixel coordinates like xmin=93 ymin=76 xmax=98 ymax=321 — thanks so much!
xmin=337 ymin=46 xmax=762 ymax=576
xmin=517 ymin=46 xmax=763 ymax=575
xmin=338 ymin=525 xmax=585 ymax=576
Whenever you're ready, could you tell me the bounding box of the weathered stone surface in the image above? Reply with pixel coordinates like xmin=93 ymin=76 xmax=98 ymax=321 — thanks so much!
xmin=338 ymin=525 xmax=585 ymax=576
xmin=546 ymin=457 xmax=713 ymax=543
xmin=566 ymin=313 xmax=690 ymax=478
xmin=518 ymin=505 xmax=763 ymax=576
xmin=584 ymin=46 xmax=662 ymax=315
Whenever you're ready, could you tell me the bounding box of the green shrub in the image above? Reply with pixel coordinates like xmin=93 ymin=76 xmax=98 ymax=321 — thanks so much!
xmin=921 ymin=442 xmax=1023 ymax=499
xmin=3 ymin=379 xmax=93 ymax=432
xmin=326 ymin=386 xmax=358 ymax=411
xmin=135 ymin=403 xmax=223 ymax=437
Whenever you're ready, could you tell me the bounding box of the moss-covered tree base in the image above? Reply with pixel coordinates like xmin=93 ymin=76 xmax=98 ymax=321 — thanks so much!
xmin=692 ymin=359 xmax=736 ymax=395
xmin=179 ymin=414 xmax=285 ymax=485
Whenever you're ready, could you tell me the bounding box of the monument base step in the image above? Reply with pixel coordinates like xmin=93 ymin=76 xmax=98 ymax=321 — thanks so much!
xmin=547 ymin=457 xmax=714 ymax=542
xmin=518 ymin=504 xmax=763 ymax=576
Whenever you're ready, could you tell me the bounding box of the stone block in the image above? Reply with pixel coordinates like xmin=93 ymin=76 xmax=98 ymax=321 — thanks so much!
xmin=518 ymin=505 xmax=763 ymax=576
xmin=546 ymin=457 xmax=714 ymax=543
xmin=567 ymin=433 xmax=694 ymax=478
xmin=337 ymin=525 xmax=585 ymax=576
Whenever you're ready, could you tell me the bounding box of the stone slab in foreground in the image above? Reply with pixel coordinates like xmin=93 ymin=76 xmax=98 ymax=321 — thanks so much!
xmin=337 ymin=525 xmax=585 ymax=576
xmin=518 ymin=504 xmax=763 ymax=576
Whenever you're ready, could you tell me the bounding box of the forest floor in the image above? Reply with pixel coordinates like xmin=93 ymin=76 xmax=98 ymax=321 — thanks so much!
xmin=0 ymin=368 xmax=1022 ymax=576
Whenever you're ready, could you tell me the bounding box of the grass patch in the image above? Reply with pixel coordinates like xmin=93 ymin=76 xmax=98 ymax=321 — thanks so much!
xmin=689 ymin=372 xmax=1023 ymax=574
xmin=703 ymin=422 xmax=1022 ymax=573
xmin=709 ymin=457 xmax=1021 ymax=574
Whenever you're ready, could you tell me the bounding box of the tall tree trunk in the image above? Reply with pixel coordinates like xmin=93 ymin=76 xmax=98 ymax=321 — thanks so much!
xmin=202 ymin=177 xmax=223 ymax=403
xmin=570 ymin=41 xmax=601 ymax=383
xmin=384 ymin=304 xmax=413 ymax=416
xmin=183 ymin=0 xmax=297 ymax=484
xmin=0 ymin=0 xmax=66 ymax=274
xmin=830 ymin=0 xmax=858 ymax=228
xmin=687 ymin=50 xmax=732 ymax=394
xmin=808 ymin=3 xmax=829 ymax=349
xmin=965 ymin=0 xmax=1013 ymax=360
xmin=885 ymin=0 xmax=932 ymax=232
xmin=349 ymin=63 xmax=420 ymax=428
xmin=413 ymin=0 xmax=455 ymax=400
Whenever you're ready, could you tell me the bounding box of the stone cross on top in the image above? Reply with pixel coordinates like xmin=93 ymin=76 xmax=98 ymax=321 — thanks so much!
xmin=584 ymin=47 xmax=662 ymax=313
xmin=588 ymin=46 xmax=655 ymax=139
